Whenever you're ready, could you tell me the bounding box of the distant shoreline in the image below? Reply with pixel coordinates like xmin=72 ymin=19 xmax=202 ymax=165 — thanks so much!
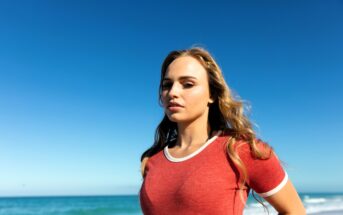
xmin=0 ymin=194 xmax=139 ymax=198
xmin=1 ymin=192 xmax=343 ymax=198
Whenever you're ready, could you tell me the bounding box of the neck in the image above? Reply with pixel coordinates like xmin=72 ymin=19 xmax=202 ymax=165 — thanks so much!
xmin=176 ymin=114 xmax=212 ymax=149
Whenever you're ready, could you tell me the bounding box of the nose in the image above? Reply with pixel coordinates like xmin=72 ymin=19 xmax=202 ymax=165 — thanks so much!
xmin=167 ymin=82 xmax=181 ymax=99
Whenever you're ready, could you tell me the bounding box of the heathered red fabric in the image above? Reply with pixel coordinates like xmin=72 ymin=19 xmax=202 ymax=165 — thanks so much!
xmin=139 ymin=132 xmax=286 ymax=215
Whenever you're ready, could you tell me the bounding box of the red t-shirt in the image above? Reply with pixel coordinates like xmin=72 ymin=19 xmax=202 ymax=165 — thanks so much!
xmin=139 ymin=131 xmax=287 ymax=215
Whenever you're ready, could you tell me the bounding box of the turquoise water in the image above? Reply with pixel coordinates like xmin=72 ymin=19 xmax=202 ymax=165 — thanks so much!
xmin=0 ymin=193 xmax=342 ymax=215
xmin=0 ymin=195 xmax=141 ymax=215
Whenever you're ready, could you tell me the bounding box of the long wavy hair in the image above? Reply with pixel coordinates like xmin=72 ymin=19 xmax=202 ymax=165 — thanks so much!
xmin=140 ymin=47 xmax=272 ymax=207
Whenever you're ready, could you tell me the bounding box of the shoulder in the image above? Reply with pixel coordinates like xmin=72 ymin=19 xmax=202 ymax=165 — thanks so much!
xmin=215 ymin=131 xmax=288 ymax=197
xmin=220 ymin=130 xmax=273 ymax=160
xmin=233 ymin=139 xmax=286 ymax=196
xmin=140 ymin=149 xmax=164 ymax=178
xmin=220 ymin=129 xmax=272 ymax=158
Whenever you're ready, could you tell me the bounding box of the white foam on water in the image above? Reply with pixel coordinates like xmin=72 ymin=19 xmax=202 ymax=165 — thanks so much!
xmin=305 ymin=197 xmax=327 ymax=204
xmin=305 ymin=195 xmax=343 ymax=214
xmin=244 ymin=194 xmax=343 ymax=215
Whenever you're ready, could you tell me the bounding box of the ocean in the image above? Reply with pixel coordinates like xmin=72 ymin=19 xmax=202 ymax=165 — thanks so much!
xmin=0 ymin=193 xmax=342 ymax=215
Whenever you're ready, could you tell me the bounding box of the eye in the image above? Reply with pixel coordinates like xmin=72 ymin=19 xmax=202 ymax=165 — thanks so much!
xmin=162 ymin=82 xmax=172 ymax=90
xmin=183 ymin=82 xmax=194 ymax=88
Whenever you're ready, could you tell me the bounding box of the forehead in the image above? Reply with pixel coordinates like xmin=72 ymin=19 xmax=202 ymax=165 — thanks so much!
xmin=164 ymin=56 xmax=207 ymax=80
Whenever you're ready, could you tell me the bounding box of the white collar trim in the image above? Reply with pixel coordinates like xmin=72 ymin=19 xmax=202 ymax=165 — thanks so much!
xmin=164 ymin=130 xmax=222 ymax=162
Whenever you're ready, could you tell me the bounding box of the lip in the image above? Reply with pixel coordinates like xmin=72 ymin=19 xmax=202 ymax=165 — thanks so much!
xmin=166 ymin=102 xmax=184 ymax=111
xmin=167 ymin=102 xmax=184 ymax=108
xmin=168 ymin=106 xmax=182 ymax=110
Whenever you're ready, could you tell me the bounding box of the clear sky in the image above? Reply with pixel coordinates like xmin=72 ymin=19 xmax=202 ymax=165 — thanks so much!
xmin=0 ymin=0 xmax=342 ymax=196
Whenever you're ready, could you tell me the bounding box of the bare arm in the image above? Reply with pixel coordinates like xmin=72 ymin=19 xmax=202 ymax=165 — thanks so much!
xmin=264 ymin=179 xmax=306 ymax=215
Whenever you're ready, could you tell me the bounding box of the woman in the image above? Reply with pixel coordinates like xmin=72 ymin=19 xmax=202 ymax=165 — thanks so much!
xmin=139 ymin=47 xmax=305 ymax=215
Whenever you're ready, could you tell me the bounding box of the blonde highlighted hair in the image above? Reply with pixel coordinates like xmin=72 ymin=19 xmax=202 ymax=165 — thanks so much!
xmin=141 ymin=47 xmax=272 ymax=206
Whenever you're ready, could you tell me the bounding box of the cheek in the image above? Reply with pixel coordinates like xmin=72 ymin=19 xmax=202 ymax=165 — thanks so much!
xmin=186 ymin=87 xmax=210 ymax=102
xmin=160 ymin=92 xmax=168 ymax=106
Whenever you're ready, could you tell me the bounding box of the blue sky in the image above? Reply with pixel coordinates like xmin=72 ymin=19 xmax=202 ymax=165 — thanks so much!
xmin=0 ymin=0 xmax=342 ymax=196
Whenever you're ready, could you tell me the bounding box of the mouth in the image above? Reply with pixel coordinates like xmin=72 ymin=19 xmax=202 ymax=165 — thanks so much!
xmin=166 ymin=102 xmax=184 ymax=111
xmin=167 ymin=103 xmax=183 ymax=108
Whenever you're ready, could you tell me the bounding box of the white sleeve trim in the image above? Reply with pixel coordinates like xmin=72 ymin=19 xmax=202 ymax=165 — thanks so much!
xmin=257 ymin=172 xmax=288 ymax=198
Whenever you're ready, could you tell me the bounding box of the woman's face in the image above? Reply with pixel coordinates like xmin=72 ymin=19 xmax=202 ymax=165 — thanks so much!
xmin=161 ymin=56 xmax=213 ymax=123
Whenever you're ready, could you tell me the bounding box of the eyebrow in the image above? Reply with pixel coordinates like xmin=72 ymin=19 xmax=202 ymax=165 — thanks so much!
xmin=163 ymin=76 xmax=197 ymax=81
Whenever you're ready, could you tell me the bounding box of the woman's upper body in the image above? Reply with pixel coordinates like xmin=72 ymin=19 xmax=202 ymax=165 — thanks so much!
xmin=140 ymin=47 xmax=305 ymax=215
xmin=140 ymin=130 xmax=289 ymax=215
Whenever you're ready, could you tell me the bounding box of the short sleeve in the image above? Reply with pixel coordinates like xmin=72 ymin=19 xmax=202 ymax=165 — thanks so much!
xmin=237 ymin=141 xmax=288 ymax=198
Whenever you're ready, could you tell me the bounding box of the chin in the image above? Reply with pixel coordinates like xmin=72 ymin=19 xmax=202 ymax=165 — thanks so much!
xmin=166 ymin=113 xmax=184 ymax=123
xmin=167 ymin=116 xmax=181 ymax=123
xmin=167 ymin=115 xmax=195 ymax=124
